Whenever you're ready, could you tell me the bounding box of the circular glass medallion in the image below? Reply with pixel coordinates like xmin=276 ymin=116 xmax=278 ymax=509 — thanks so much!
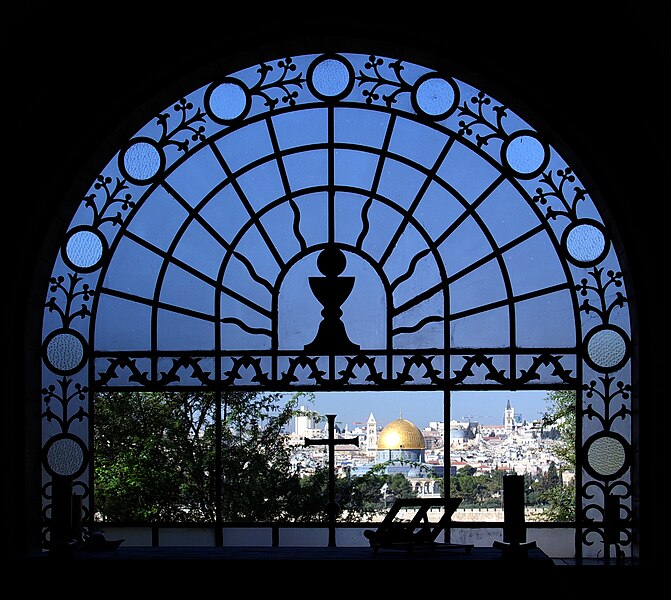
xmin=44 ymin=435 xmax=87 ymax=478
xmin=119 ymin=137 xmax=164 ymax=184
xmin=502 ymin=131 xmax=549 ymax=178
xmin=563 ymin=219 xmax=609 ymax=266
xmin=584 ymin=325 xmax=629 ymax=372
xmin=205 ymin=78 xmax=250 ymax=123
xmin=43 ymin=329 xmax=87 ymax=375
xmin=585 ymin=433 xmax=629 ymax=479
xmin=63 ymin=226 xmax=106 ymax=272
xmin=412 ymin=73 xmax=459 ymax=120
xmin=307 ymin=54 xmax=354 ymax=101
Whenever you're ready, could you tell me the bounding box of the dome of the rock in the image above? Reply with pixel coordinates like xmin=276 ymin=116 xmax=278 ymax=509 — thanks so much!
xmin=377 ymin=418 xmax=426 ymax=450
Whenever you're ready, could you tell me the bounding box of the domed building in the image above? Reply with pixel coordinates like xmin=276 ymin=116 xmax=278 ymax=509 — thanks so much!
xmin=376 ymin=418 xmax=426 ymax=464
xmin=348 ymin=414 xmax=442 ymax=497
xmin=373 ymin=417 xmax=441 ymax=497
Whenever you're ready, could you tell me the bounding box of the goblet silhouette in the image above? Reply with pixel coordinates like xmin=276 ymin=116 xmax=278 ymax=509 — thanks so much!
xmin=304 ymin=246 xmax=360 ymax=353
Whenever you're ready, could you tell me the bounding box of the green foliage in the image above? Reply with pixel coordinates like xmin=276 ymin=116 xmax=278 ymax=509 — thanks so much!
xmin=538 ymin=479 xmax=576 ymax=522
xmin=541 ymin=390 xmax=576 ymax=469
xmin=286 ymin=464 xmax=420 ymax=522
xmin=450 ymin=466 xmax=503 ymax=508
xmin=93 ymin=390 xmax=312 ymax=523
xmin=539 ymin=390 xmax=576 ymax=521
xmin=94 ymin=390 xmax=218 ymax=522
xmin=94 ymin=389 xmax=577 ymax=525
xmin=219 ymin=391 xmax=306 ymax=521
xmin=94 ymin=389 xmax=412 ymax=524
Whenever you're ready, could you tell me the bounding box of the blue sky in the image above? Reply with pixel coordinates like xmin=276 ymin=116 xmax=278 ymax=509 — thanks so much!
xmin=290 ymin=389 xmax=552 ymax=430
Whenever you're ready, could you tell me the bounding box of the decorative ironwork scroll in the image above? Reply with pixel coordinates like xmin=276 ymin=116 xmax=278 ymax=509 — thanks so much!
xmin=41 ymin=52 xmax=634 ymax=560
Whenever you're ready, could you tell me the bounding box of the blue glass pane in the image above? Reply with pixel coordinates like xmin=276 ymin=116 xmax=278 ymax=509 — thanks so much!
xmin=123 ymin=141 xmax=161 ymax=181
xmin=334 ymin=107 xmax=390 ymax=148
xmin=566 ymin=222 xmax=606 ymax=262
xmin=258 ymin=202 xmax=304 ymax=262
xmin=385 ymin=226 xmax=440 ymax=292
xmin=392 ymin=296 xmax=444 ymax=349
xmin=165 ymin=146 xmax=225 ymax=207
xmin=222 ymin=239 xmax=276 ymax=304
xmin=358 ymin=201 xmax=404 ymax=262
xmin=503 ymin=232 xmax=567 ymax=296
xmin=449 ymin=259 xmax=507 ymax=315
xmin=377 ymin=158 xmax=429 ymax=210
xmin=157 ymin=311 xmax=215 ymax=350
xmin=94 ymin=295 xmax=152 ymax=351
xmin=283 ymin=149 xmax=328 ymax=190
xmin=505 ymin=134 xmax=546 ymax=175
xmin=388 ymin=117 xmax=446 ymax=168
xmin=127 ymin=187 xmax=189 ymax=252
xmin=413 ymin=181 xmax=465 ymax=241
xmin=311 ymin=57 xmax=350 ymax=97
xmin=335 ymin=254 xmax=387 ymax=349
xmin=515 ymin=289 xmax=576 ymax=347
xmin=293 ymin=192 xmax=328 ymax=247
xmin=334 ymin=148 xmax=378 ymax=190
xmin=437 ymin=215 xmax=492 ymax=277
xmin=160 ymin=263 xmax=218 ymax=315
xmin=209 ymin=81 xmax=247 ymax=121
xmin=334 ymin=192 xmax=369 ymax=246
xmin=415 ymin=76 xmax=456 ymax=116
xmin=476 ymin=179 xmax=542 ymax=247
xmin=171 ymin=220 xmax=228 ymax=281
xmin=449 ymin=306 xmax=510 ymax=348
xmin=104 ymin=236 xmax=163 ymax=297
xmin=214 ymin=120 xmax=275 ymax=172
xmin=278 ymin=254 xmax=324 ymax=349
xmin=437 ymin=141 xmax=500 ymax=202
xmin=199 ymin=184 xmax=254 ymax=247
xmin=273 ymin=108 xmax=328 ymax=149
xmin=236 ymin=161 xmax=285 ymax=212
xmin=65 ymin=230 xmax=104 ymax=269
xmin=220 ymin=293 xmax=272 ymax=350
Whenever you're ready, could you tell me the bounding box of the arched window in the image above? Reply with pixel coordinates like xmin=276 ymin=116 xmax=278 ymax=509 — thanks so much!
xmin=39 ymin=49 xmax=635 ymax=561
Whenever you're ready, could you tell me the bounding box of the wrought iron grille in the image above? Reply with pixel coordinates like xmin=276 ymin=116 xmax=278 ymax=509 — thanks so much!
xmin=41 ymin=51 xmax=634 ymax=560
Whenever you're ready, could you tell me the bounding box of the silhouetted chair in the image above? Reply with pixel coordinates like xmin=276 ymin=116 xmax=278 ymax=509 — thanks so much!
xmin=364 ymin=497 xmax=473 ymax=553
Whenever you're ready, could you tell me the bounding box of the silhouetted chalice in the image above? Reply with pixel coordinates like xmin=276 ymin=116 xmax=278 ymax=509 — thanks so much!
xmin=304 ymin=246 xmax=359 ymax=353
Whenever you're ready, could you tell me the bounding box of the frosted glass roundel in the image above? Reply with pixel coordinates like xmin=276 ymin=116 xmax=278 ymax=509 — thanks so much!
xmin=208 ymin=81 xmax=248 ymax=121
xmin=586 ymin=435 xmax=626 ymax=477
xmin=566 ymin=222 xmax=606 ymax=264
xmin=310 ymin=57 xmax=351 ymax=97
xmin=65 ymin=229 xmax=104 ymax=270
xmin=415 ymin=76 xmax=457 ymax=117
xmin=45 ymin=331 xmax=85 ymax=373
xmin=46 ymin=437 xmax=85 ymax=477
xmin=504 ymin=133 xmax=547 ymax=175
xmin=586 ymin=327 xmax=627 ymax=370
xmin=122 ymin=140 xmax=162 ymax=182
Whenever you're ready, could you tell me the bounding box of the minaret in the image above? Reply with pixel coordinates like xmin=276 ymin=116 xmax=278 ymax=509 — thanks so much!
xmin=366 ymin=412 xmax=378 ymax=454
xmin=504 ymin=398 xmax=515 ymax=431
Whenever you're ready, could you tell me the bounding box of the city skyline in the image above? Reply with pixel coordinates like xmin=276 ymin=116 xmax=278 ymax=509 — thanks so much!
xmin=291 ymin=389 xmax=553 ymax=430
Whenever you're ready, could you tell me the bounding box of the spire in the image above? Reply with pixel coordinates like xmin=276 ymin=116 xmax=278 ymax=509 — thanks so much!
xmin=506 ymin=398 xmax=511 ymax=410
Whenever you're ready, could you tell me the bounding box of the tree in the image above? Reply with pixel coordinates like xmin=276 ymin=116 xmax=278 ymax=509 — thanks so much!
xmin=539 ymin=390 xmax=576 ymax=521
xmin=94 ymin=390 xmax=218 ymax=522
xmin=93 ymin=389 xmax=313 ymax=523
xmin=219 ymin=390 xmax=308 ymax=521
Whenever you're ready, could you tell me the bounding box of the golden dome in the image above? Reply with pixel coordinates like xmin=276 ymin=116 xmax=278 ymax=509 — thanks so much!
xmin=377 ymin=418 xmax=425 ymax=450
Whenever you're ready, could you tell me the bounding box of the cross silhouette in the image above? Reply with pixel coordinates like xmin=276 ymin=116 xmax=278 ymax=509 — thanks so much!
xmin=304 ymin=414 xmax=359 ymax=547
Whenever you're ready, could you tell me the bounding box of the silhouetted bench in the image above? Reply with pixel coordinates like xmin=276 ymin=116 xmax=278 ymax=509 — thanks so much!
xmin=363 ymin=498 xmax=474 ymax=553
